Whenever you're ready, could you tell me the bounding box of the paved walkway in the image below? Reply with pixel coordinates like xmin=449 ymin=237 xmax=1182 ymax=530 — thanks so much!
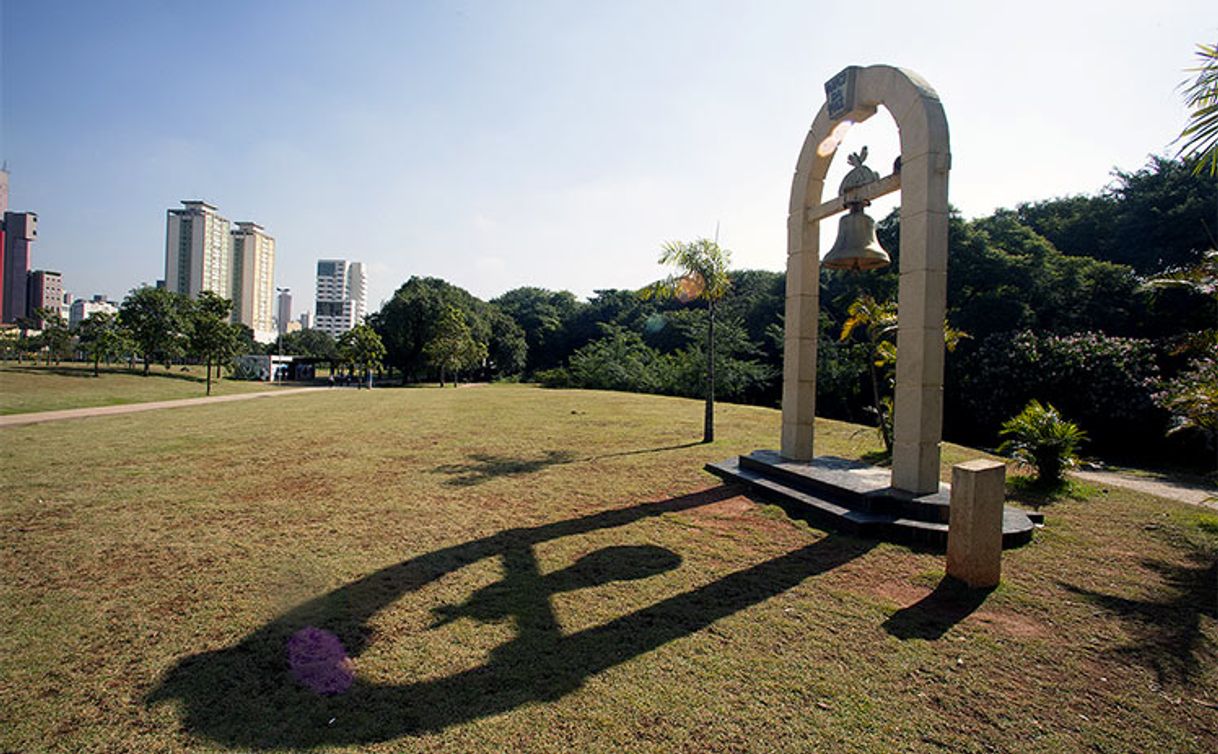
xmin=0 ymin=387 xmax=327 ymax=428
xmin=1072 ymin=469 xmax=1218 ymax=510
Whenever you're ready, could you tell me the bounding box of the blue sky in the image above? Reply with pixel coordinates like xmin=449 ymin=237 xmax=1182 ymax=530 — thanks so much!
xmin=2 ymin=0 xmax=1211 ymax=314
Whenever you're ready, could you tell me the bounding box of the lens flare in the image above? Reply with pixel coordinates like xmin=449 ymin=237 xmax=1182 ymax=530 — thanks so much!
xmin=643 ymin=313 xmax=667 ymax=334
xmin=675 ymin=273 xmax=705 ymax=303
xmin=287 ymin=627 xmax=354 ymax=695
xmin=816 ymin=119 xmax=854 ymax=157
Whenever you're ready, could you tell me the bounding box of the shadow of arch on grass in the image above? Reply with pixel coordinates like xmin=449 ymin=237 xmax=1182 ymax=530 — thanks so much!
xmin=146 ymin=486 xmax=874 ymax=748
xmin=431 ymin=450 xmax=579 ymax=486
xmin=431 ymin=442 xmax=704 ymax=486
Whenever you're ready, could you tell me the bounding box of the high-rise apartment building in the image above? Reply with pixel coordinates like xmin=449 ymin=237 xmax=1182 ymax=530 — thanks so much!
xmin=165 ymin=201 xmax=231 ymax=299
xmin=230 ymin=222 xmax=275 ymax=335
xmin=277 ymin=289 xmax=292 ymax=336
xmin=2 ymin=211 xmax=37 ymax=324
xmin=26 ymin=270 xmax=64 ymax=327
xmin=314 ymin=259 xmax=366 ymax=337
xmin=0 ymin=169 xmax=8 ymax=319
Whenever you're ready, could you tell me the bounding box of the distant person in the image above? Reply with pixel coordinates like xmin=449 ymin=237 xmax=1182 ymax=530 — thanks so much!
xmin=328 ymin=374 xmax=335 ymax=388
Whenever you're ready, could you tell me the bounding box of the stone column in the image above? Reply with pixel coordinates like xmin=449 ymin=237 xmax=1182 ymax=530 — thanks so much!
xmin=946 ymin=459 xmax=1006 ymax=588
xmin=781 ymin=211 xmax=820 ymax=461
xmin=890 ymin=99 xmax=950 ymax=495
xmin=781 ymin=106 xmax=833 ymax=462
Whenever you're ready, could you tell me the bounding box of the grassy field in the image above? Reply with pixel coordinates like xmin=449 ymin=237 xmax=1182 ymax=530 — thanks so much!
xmin=1 ymin=384 xmax=1214 ymax=753
xmin=0 ymin=362 xmax=292 ymax=415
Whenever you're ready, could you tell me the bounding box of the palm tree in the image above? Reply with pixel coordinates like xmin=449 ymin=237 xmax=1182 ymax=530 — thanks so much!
xmin=840 ymin=294 xmax=968 ymax=454
xmin=1178 ymin=41 xmax=1218 ymax=176
xmin=839 ymin=295 xmax=898 ymax=452
xmin=647 ymin=239 xmax=732 ymax=443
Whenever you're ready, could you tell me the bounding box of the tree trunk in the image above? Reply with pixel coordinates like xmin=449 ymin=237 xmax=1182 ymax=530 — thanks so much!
xmin=868 ymin=356 xmax=892 ymax=453
xmin=94 ymin=354 xmax=100 ymax=377
xmin=703 ymin=300 xmax=715 ymax=444
xmin=206 ymin=355 xmax=213 ymax=396
xmin=143 ymin=356 xmax=150 ymax=376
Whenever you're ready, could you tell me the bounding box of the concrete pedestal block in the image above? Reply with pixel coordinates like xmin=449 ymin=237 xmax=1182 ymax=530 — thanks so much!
xmin=946 ymin=460 xmax=1006 ymax=588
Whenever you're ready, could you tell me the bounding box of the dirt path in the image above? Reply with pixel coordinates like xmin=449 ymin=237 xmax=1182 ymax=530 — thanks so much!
xmin=0 ymin=387 xmax=327 ymax=428
xmin=1072 ymin=469 xmax=1218 ymax=510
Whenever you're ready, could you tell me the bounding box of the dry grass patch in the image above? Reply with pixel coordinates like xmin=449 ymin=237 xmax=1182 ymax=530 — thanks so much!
xmin=0 ymin=384 xmax=1214 ymax=753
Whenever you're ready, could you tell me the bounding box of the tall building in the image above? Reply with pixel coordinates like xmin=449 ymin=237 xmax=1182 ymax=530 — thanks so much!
xmin=0 ymin=169 xmax=8 ymax=319
xmin=69 ymin=295 xmax=118 ymax=329
xmin=2 ymin=211 xmax=37 ymax=324
xmin=26 ymin=270 xmax=63 ymax=327
xmin=277 ymin=288 xmax=292 ymax=336
xmin=165 ymin=201 xmax=231 ymax=299
xmin=314 ymin=259 xmax=366 ymax=337
xmin=230 ymin=221 xmax=275 ymax=335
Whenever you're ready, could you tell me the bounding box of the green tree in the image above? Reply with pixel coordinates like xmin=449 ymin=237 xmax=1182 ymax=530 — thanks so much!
xmin=1177 ymin=41 xmax=1218 ymax=176
xmin=232 ymin=323 xmax=257 ymax=356
xmin=422 ymin=305 xmax=486 ymax=387
xmin=559 ymin=324 xmax=669 ymax=394
xmin=188 ymin=291 xmax=241 ymax=395
xmin=33 ymin=308 xmax=72 ymax=366
xmin=646 ymin=238 xmax=732 ymax=443
xmin=337 ymin=324 xmax=387 ymax=388
xmin=75 ymin=311 xmax=131 ymax=376
xmin=371 ymin=277 xmax=497 ymax=380
xmin=120 ymin=286 xmax=190 ymax=375
xmin=492 ymin=287 xmax=581 ymax=373
xmin=280 ymin=328 xmax=339 ymax=361
xmin=484 ymin=308 xmax=528 ymax=377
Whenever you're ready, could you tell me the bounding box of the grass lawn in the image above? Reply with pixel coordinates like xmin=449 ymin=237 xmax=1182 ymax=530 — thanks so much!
xmin=1 ymin=384 xmax=1214 ymax=753
xmin=0 ymin=362 xmax=293 ymax=415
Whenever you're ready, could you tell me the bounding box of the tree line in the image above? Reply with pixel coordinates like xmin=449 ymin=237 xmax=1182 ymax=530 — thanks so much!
xmin=3 ymin=155 xmax=1212 ymax=468
xmin=1 ymin=288 xmax=388 ymax=395
xmin=363 ymin=155 xmax=1215 ymax=468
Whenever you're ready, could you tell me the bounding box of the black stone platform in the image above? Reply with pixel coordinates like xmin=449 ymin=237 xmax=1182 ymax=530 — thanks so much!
xmin=706 ymin=450 xmax=1036 ymax=550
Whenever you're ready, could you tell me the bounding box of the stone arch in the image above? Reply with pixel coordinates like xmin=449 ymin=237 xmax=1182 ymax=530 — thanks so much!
xmin=782 ymin=65 xmax=951 ymax=495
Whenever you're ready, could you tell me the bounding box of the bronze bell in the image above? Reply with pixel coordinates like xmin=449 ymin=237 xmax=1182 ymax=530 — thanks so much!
xmin=822 ymin=203 xmax=890 ymax=271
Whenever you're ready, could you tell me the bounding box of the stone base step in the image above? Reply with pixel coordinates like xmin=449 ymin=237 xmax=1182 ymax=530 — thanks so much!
xmin=706 ymin=453 xmax=1035 ymax=550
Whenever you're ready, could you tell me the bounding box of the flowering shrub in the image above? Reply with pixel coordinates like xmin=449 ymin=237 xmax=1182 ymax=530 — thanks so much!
xmin=1154 ymin=356 xmax=1218 ymax=454
xmin=953 ymin=331 xmax=1165 ymax=456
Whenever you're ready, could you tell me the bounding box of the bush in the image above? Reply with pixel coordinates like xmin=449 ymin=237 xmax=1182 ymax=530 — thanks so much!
xmin=951 ymin=331 xmax=1166 ymax=460
xmin=998 ymin=400 xmax=1088 ymax=484
xmin=1154 ymin=356 xmax=1218 ymax=460
xmin=534 ymin=367 xmax=573 ymax=388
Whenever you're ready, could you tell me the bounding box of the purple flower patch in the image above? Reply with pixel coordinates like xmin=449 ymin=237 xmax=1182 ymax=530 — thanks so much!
xmin=287 ymin=627 xmax=354 ymax=695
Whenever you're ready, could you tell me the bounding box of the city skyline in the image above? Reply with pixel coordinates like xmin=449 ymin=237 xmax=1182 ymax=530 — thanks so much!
xmin=2 ymin=1 xmax=1212 ymax=312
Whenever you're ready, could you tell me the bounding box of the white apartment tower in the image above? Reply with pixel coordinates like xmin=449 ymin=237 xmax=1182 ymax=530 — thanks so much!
xmin=165 ymin=201 xmax=232 ymax=298
xmin=230 ymin=222 xmax=276 ymax=336
xmin=314 ymin=259 xmax=366 ymax=337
